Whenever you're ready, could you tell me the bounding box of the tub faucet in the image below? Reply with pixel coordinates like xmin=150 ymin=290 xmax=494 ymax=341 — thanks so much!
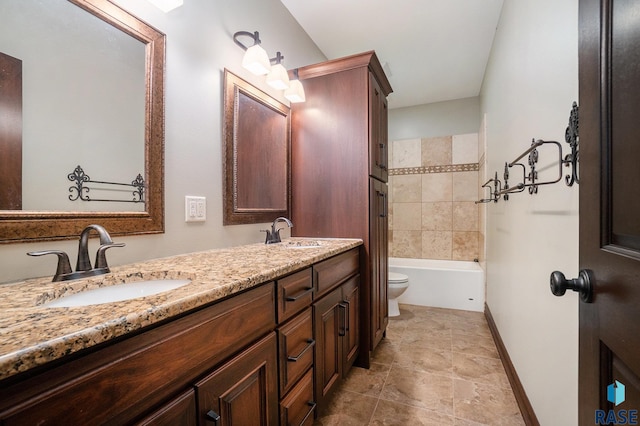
xmin=28 ymin=224 xmax=125 ymax=282
xmin=263 ymin=217 xmax=293 ymax=244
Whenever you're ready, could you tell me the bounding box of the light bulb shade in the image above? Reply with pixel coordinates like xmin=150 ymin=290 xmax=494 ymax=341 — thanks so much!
xmin=266 ymin=63 xmax=290 ymax=90
xmin=284 ymin=79 xmax=306 ymax=103
xmin=242 ymin=44 xmax=271 ymax=76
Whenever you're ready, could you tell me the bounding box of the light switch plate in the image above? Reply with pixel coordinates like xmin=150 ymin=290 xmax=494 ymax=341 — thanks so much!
xmin=185 ymin=196 xmax=206 ymax=222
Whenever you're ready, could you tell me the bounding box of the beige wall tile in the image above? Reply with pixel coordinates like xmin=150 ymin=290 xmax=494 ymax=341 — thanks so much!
xmin=422 ymin=136 xmax=452 ymax=166
xmin=391 ymin=138 xmax=422 ymax=168
xmin=392 ymin=230 xmax=422 ymax=258
xmin=452 ymin=231 xmax=479 ymax=261
xmin=422 ymin=173 xmax=452 ymax=202
xmin=422 ymin=202 xmax=452 ymax=231
xmin=422 ymin=231 xmax=452 ymax=260
xmin=392 ymin=174 xmax=422 ymax=202
xmin=452 ymin=171 xmax=478 ymax=202
xmin=393 ymin=203 xmax=422 ymax=230
xmin=452 ymin=133 xmax=478 ymax=165
xmin=452 ymin=202 xmax=478 ymax=231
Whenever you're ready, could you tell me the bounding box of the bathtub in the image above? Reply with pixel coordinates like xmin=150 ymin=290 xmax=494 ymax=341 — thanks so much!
xmin=389 ymin=257 xmax=485 ymax=312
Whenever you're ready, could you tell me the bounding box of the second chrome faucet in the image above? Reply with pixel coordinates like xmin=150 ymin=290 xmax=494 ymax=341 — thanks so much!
xmin=28 ymin=224 xmax=125 ymax=282
xmin=263 ymin=217 xmax=293 ymax=244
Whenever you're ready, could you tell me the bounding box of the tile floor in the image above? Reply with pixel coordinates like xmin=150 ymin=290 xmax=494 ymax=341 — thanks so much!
xmin=314 ymin=304 xmax=525 ymax=425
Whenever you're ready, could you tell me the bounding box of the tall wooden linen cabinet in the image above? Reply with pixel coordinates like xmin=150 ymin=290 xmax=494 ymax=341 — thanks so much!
xmin=291 ymin=51 xmax=392 ymax=368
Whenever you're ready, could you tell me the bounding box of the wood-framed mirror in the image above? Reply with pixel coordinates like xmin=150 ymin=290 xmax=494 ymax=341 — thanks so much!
xmin=0 ymin=0 xmax=165 ymax=243
xmin=223 ymin=70 xmax=291 ymax=225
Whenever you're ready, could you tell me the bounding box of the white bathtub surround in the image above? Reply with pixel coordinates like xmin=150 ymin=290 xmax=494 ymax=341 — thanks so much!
xmin=389 ymin=257 xmax=485 ymax=312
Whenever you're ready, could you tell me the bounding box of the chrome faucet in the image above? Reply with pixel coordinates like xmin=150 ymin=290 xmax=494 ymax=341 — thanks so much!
xmin=28 ymin=224 xmax=125 ymax=282
xmin=263 ymin=217 xmax=293 ymax=244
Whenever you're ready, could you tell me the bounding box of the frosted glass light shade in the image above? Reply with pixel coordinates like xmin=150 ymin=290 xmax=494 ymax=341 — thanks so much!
xmin=147 ymin=0 xmax=183 ymax=12
xmin=284 ymin=79 xmax=306 ymax=103
xmin=242 ymin=45 xmax=271 ymax=76
xmin=266 ymin=63 xmax=290 ymax=90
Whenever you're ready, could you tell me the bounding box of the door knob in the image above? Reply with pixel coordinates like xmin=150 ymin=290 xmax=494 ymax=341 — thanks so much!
xmin=550 ymin=269 xmax=594 ymax=303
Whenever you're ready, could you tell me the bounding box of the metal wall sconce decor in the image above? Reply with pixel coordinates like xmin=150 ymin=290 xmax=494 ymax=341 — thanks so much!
xmin=232 ymin=31 xmax=306 ymax=103
xmin=476 ymin=102 xmax=579 ymax=204
xmin=68 ymin=165 xmax=145 ymax=203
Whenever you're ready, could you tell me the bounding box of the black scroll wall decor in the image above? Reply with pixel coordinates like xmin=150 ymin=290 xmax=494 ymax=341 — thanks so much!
xmin=476 ymin=102 xmax=579 ymax=204
xmin=68 ymin=165 xmax=145 ymax=203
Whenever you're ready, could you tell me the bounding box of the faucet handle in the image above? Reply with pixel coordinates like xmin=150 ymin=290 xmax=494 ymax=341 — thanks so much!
xmin=261 ymin=229 xmax=274 ymax=244
xmin=27 ymin=250 xmax=73 ymax=282
xmin=94 ymin=242 xmax=125 ymax=271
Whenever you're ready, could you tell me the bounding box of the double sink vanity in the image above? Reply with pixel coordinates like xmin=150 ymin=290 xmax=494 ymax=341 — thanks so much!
xmin=0 ymin=237 xmax=363 ymax=425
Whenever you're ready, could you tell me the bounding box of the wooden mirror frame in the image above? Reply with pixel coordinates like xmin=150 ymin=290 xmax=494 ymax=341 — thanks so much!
xmin=0 ymin=0 xmax=165 ymax=244
xmin=223 ymin=70 xmax=291 ymax=225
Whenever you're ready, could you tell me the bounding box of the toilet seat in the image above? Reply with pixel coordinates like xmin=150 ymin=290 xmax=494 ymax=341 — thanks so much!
xmin=389 ymin=272 xmax=408 ymax=285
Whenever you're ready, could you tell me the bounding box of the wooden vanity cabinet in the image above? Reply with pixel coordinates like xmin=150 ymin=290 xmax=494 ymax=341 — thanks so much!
xmin=313 ymin=275 xmax=360 ymax=414
xmin=312 ymin=250 xmax=361 ymax=416
xmin=291 ymin=51 xmax=392 ymax=368
xmin=0 ymin=247 xmax=361 ymax=426
xmin=276 ymin=268 xmax=316 ymax=426
xmin=134 ymin=390 xmax=197 ymax=426
xmin=195 ymin=333 xmax=278 ymax=426
xmin=0 ymin=283 xmax=277 ymax=426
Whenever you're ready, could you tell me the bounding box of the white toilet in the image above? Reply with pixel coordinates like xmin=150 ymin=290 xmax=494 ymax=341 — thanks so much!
xmin=388 ymin=272 xmax=410 ymax=317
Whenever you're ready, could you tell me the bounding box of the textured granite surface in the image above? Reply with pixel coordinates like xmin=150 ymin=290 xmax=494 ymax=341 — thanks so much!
xmin=0 ymin=238 xmax=362 ymax=381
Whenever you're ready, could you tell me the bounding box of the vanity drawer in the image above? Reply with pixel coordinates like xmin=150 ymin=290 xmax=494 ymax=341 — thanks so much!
xmin=314 ymin=248 xmax=359 ymax=298
xmin=279 ymin=368 xmax=315 ymax=426
xmin=277 ymin=267 xmax=313 ymax=323
xmin=278 ymin=308 xmax=314 ymax=396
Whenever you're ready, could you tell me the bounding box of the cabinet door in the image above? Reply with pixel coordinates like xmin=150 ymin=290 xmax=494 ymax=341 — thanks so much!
xmin=196 ymin=333 xmax=278 ymax=426
xmin=313 ymin=287 xmax=343 ymax=413
xmin=135 ymin=390 xmax=196 ymax=426
xmin=370 ymin=179 xmax=389 ymax=350
xmin=341 ymin=275 xmax=360 ymax=373
xmin=368 ymin=73 xmax=388 ymax=182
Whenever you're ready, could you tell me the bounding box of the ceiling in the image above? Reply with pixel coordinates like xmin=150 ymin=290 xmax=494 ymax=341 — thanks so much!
xmin=279 ymin=0 xmax=504 ymax=109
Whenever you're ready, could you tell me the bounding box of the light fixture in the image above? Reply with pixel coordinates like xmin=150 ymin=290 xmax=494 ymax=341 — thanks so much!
xmin=233 ymin=30 xmax=305 ymax=102
xmin=233 ymin=31 xmax=271 ymax=76
xmin=284 ymin=69 xmax=306 ymax=103
xmin=147 ymin=0 xmax=183 ymax=12
xmin=266 ymin=52 xmax=290 ymax=90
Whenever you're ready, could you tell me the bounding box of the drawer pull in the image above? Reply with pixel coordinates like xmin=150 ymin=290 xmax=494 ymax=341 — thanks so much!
xmin=285 ymin=286 xmax=314 ymax=302
xmin=205 ymin=410 xmax=221 ymax=425
xmin=295 ymin=401 xmax=317 ymax=426
xmin=287 ymin=339 xmax=315 ymax=362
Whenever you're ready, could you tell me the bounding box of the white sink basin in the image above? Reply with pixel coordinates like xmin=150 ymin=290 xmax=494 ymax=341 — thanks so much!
xmin=42 ymin=279 xmax=191 ymax=308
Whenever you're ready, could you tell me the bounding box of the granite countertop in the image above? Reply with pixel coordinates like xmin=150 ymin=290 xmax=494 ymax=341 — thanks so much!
xmin=0 ymin=238 xmax=362 ymax=381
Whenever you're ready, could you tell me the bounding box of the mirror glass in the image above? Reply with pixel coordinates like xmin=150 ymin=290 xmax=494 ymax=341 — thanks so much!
xmin=0 ymin=0 xmax=165 ymax=243
xmin=0 ymin=0 xmax=146 ymax=212
xmin=223 ymin=70 xmax=291 ymax=225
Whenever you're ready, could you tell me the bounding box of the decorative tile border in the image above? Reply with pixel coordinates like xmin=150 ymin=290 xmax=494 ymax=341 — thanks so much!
xmin=389 ymin=163 xmax=479 ymax=176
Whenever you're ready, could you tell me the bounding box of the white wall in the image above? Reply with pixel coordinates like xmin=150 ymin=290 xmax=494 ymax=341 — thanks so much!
xmin=389 ymin=96 xmax=481 ymax=141
xmin=0 ymin=0 xmax=326 ymax=283
xmin=480 ymin=0 xmax=579 ymax=425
